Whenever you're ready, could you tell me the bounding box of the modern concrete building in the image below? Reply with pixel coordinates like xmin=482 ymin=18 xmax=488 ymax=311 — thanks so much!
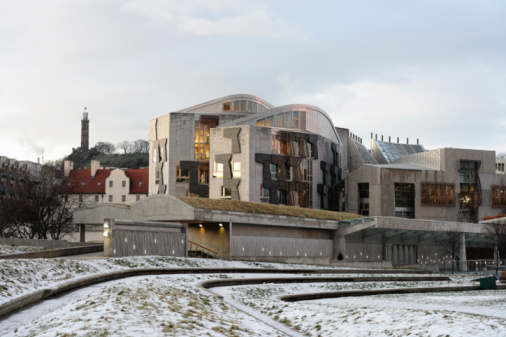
xmin=347 ymin=138 xmax=506 ymax=223
xmin=150 ymin=94 xmax=345 ymax=211
xmin=0 ymin=156 xmax=41 ymax=197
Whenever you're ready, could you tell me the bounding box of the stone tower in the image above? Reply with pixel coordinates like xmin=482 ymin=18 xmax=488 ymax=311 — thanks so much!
xmin=81 ymin=107 xmax=89 ymax=150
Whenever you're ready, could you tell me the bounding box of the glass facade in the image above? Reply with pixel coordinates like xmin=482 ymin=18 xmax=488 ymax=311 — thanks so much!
xmin=374 ymin=140 xmax=426 ymax=163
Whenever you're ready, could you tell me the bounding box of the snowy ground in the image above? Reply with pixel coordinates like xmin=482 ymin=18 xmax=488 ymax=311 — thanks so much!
xmin=0 ymin=245 xmax=50 ymax=255
xmin=1 ymin=256 xmax=506 ymax=336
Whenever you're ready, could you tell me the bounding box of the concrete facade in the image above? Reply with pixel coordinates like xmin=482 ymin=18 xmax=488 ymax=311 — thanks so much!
xmin=150 ymin=94 xmax=346 ymax=211
xmin=347 ymin=147 xmax=506 ymax=223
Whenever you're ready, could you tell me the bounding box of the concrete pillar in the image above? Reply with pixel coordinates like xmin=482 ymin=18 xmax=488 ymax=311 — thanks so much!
xmin=103 ymin=219 xmax=112 ymax=257
xmin=79 ymin=224 xmax=86 ymax=243
xmin=460 ymin=233 xmax=468 ymax=272
xmin=404 ymin=246 xmax=410 ymax=264
xmin=332 ymin=229 xmax=346 ymax=261
xmin=393 ymin=245 xmax=398 ymax=264
xmin=228 ymin=221 xmax=233 ymax=260
xmin=184 ymin=223 xmax=189 ymax=258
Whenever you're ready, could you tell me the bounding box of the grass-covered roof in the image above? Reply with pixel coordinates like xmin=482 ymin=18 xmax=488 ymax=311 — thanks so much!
xmin=177 ymin=197 xmax=362 ymax=221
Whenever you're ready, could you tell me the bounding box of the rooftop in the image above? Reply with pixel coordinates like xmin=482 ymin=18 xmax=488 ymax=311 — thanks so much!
xmin=177 ymin=197 xmax=362 ymax=221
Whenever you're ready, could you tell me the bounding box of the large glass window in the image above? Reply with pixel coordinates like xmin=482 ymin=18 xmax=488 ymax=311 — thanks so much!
xmin=194 ymin=119 xmax=217 ymax=160
xmin=421 ymin=183 xmax=455 ymax=207
xmin=394 ymin=183 xmax=415 ymax=218
xmin=492 ymin=185 xmax=506 ymax=208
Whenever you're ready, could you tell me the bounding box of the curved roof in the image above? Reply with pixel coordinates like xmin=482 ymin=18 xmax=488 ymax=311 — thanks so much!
xmin=176 ymin=94 xmax=275 ymax=113
xmin=222 ymin=103 xmax=342 ymax=144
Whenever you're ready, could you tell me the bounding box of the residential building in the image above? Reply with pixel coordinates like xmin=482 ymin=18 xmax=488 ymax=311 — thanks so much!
xmin=64 ymin=160 xmax=148 ymax=205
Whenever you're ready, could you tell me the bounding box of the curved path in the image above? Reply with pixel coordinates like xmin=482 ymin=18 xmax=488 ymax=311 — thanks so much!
xmin=0 ymin=269 xmax=451 ymax=336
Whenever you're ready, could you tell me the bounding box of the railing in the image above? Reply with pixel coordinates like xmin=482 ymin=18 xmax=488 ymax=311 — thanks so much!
xmin=188 ymin=240 xmax=218 ymax=259
xmin=439 ymin=259 xmax=506 ymax=275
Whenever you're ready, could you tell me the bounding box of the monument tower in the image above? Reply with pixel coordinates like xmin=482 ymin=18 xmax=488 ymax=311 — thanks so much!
xmin=81 ymin=107 xmax=89 ymax=150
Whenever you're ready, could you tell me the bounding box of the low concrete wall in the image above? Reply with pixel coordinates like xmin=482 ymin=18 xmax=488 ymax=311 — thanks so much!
xmin=331 ymin=261 xmax=393 ymax=269
xmin=105 ymin=219 xmax=186 ymax=257
xmin=0 ymin=238 xmax=73 ymax=248
xmin=279 ymin=284 xmax=506 ymax=302
xmin=0 ymin=267 xmax=432 ymax=318
xmin=237 ymin=256 xmax=331 ymax=265
xmin=0 ymin=244 xmax=103 ymax=260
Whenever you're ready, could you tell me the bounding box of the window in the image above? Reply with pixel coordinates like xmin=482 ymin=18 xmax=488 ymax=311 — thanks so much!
xmin=213 ymin=161 xmax=224 ymax=178
xmin=266 ymin=116 xmax=274 ymax=126
xmin=176 ymin=165 xmax=190 ymax=183
xmin=95 ymin=195 xmax=99 ymax=202
xmin=358 ymin=183 xmax=369 ymax=216
xmin=278 ymin=190 xmax=288 ymax=205
xmin=232 ymin=161 xmax=241 ymax=178
xmin=122 ymin=180 xmax=126 ymax=188
xmin=109 ymin=195 xmax=113 ymax=202
xmin=284 ymin=111 xmax=292 ymax=128
xmin=285 ymin=164 xmax=291 ymax=181
xmin=394 ymin=183 xmax=415 ymax=218
xmin=300 ymin=159 xmax=312 ymax=182
xmin=223 ymin=102 xmax=232 ymax=111
xmin=421 ymin=183 xmax=455 ymax=207
xmin=155 ymin=170 xmax=160 ymax=184
xmin=221 ymin=186 xmax=231 ymax=199
xmin=109 ymin=181 xmax=113 ymax=188
xmin=136 ymin=195 xmax=141 ymax=201
xmin=492 ymin=185 xmax=506 ymax=208
xmin=81 ymin=182 xmax=85 ymax=186
xmin=298 ymin=186 xmax=312 ymax=208
xmin=270 ymin=163 xmax=279 ymax=180
xmin=275 ymin=113 xmax=284 ymax=127
xmin=194 ymin=119 xmax=217 ymax=160
xmin=153 ymin=149 xmax=157 ymax=163
xmin=122 ymin=195 xmax=126 ymax=202
xmin=358 ymin=183 xmax=369 ymax=198
xmin=256 ymin=119 xmax=265 ymax=126
xmin=97 ymin=182 xmax=101 ymax=186
xmin=293 ymin=111 xmax=299 ymax=128
xmin=79 ymin=195 xmax=83 ymax=202
xmin=260 ymin=185 xmax=270 ymax=203
xmin=138 ymin=182 xmax=142 ymax=187
xmin=199 ymin=168 xmax=209 ymax=184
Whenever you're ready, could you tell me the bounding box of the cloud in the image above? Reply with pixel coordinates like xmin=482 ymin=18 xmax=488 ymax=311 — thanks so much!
xmin=19 ymin=138 xmax=45 ymax=156
xmin=122 ymin=0 xmax=308 ymax=40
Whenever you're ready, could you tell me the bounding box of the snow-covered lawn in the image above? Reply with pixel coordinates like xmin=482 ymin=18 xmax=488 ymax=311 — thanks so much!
xmin=0 ymin=245 xmax=50 ymax=255
xmin=1 ymin=256 xmax=506 ymax=336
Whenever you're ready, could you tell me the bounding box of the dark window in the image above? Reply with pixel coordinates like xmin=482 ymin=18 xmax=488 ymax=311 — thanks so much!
xmin=394 ymin=183 xmax=415 ymax=218
xmin=122 ymin=181 xmax=126 ymax=188
xmin=109 ymin=181 xmax=113 ymax=188
xmin=109 ymin=195 xmax=113 ymax=202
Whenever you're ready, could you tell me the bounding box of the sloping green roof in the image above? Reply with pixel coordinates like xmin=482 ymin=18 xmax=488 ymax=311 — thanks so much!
xmin=177 ymin=197 xmax=362 ymax=221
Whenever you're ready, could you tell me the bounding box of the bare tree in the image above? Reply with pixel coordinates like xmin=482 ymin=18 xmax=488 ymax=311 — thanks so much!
xmin=133 ymin=140 xmax=149 ymax=153
xmin=497 ymin=152 xmax=506 ymax=159
xmin=485 ymin=220 xmax=506 ymax=274
xmin=0 ymin=164 xmax=78 ymax=240
xmin=437 ymin=228 xmax=462 ymax=273
xmin=117 ymin=141 xmax=133 ymax=154
xmin=95 ymin=142 xmax=116 ymax=154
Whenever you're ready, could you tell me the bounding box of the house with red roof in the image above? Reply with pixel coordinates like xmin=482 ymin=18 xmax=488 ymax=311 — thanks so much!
xmin=64 ymin=160 xmax=148 ymax=206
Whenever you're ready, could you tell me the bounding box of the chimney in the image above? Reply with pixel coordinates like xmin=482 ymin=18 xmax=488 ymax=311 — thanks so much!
xmin=64 ymin=160 xmax=73 ymax=177
xmin=397 ymin=137 xmax=399 ymax=143
xmin=407 ymin=138 xmax=409 ymax=144
xmin=371 ymin=132 xmax=373 ymax=139
xmin=381 ymin=135 xmax=383 ymax=141
xmin=91 ymin=160 xmax=100 ymax=177
xmin=417 ymin=138 xmax=419 ymax=145
xmin=389 ymin=136 xmax=391 ymax=142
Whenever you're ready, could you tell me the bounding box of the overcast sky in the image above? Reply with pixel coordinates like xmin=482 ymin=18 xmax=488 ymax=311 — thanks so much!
xmin=1 ymin=0 xmax=505 ymax=162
